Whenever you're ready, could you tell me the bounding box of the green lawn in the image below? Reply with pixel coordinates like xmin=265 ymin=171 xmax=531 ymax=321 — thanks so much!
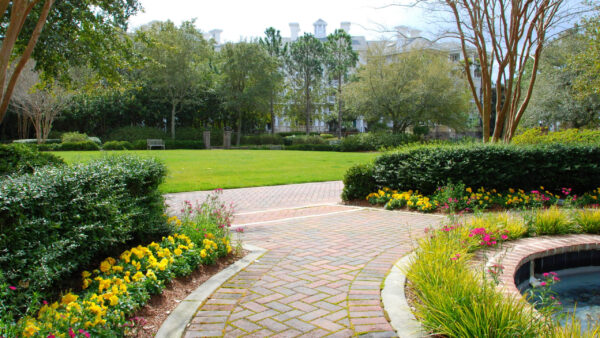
xmin=55 ymin=149 xmax=378 ymax=193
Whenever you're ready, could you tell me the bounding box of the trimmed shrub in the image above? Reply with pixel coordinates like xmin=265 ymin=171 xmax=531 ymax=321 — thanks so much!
xmin=132 ymin=139 xmax=147 ymax=150
xmin=512 ymin=128 xmax=600 ymax=145
xmin=341 ymin=163 xmax=376 ymax=201
xmin=102 ymin=140 xmax=133 ymax=150
xmin=0 ymin=144 xmax=64 ymax=175
xmin=58 ymin=140 xmax=100 ymax=151
xmin=175 ymin=127 xmax=204 ymax=140
xmin=339 ymin=132 xmax=420 ymax=152
xmin=12 ymin=139 xmax=61 ymax=144
xmin=283 ymin=135 xmax=326 ymax=146
xmin=285 ymin=144 xmax=339 ymax=151
xmin=164 ymin=140 xmax=204 ymax=149
xmin=371 ymin=143 xmax=600 ymax=195
xmin=0 ymin=155 xmax=170 ymax=317
xmin=241 ymin=134 xmax=283 ymax=145
xmin=106 ymin=126 xmax=166 ymax=142
xmin=61 ymin=131 xmax=89 ymax=143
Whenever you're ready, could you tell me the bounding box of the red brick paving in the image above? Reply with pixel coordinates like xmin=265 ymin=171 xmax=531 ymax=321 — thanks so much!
xmin=184 ymin=208 xmax=442 ymax=337
xmin=232 ymin=206 xmax=356 ymax=226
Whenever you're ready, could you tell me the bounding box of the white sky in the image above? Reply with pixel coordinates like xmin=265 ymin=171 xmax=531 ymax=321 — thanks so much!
xmin=128 ymin=0 xmax=435 ymax=42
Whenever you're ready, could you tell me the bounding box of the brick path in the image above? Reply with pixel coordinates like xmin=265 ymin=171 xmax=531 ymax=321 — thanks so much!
xmin=166 ymin=181 xmax=343 ymax=214
xmin=167 ymin=182 xmax=443 ymax=337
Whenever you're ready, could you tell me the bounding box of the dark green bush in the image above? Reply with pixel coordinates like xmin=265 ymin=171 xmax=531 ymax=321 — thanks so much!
xmin=164 ymin=140 xmax=205 ymax=149
xmin=283 ymin=135 xmax=326 ymax=146
xmin=371 ymin=144 xmax=600 ymax=195
xmin=241 ymin=134 xmax=283 ymax=145
xmin=285 ymin=144 xmax=339 ymax=151
xmin=339 ymin=132 xmax=420 ymax=152
xmin=0 ymin=155 xmax=170 ymax=317
xmin=0 ymin=144 xmax=64 ymax=175
xmin=341 ymin=163 xmax=376 ymax=201
xmin=175 ymin=127 xmax=204 ymax=140
xmin=132 ymin=139 xmax=147 ymax=150
xmin=102 ymin=140 xmax=133 ymax=150
xmin=106 ymin=126 xmax=166 ymax=142
xmin=58 ymin=140 xmax=100 ymax=151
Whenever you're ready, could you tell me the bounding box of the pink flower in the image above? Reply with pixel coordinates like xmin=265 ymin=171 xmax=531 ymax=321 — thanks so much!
xmin=540 ymin=282 xmax=547 ymax=286
xmin=543 ymin=272 xmax=549 ymax=277
xmin=550 ymin=272 xmax=558 ymax=276
xmin=553 ymin=276 xmax=560 ymax=281
xmin=68 ymin=328 xmax=75 ymax=338
xmin=47 ymin=335 xmax=56 ymax=338
xmin=8 ymin=286 xmax=16 ymax=291
xmin=79 ymin=329 xmax=90 ymax=338
xmin=235 ymin=227 xmax=244 ymax=233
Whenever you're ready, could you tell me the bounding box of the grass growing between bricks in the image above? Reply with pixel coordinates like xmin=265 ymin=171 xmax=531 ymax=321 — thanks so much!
xmin=56 ymin=150 xmax=378 ymax=193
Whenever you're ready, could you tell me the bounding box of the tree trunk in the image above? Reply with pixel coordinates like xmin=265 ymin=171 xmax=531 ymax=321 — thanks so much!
xmin=236 ymin=109 xmax=242 ymax=146
xmin=270 ymin=94 xmax=275 ymax=135
xmin=305 ymin=82 xmax=310 ymax=136
xmin=171 ymin=100 xmax=177 ymax=139
xmin=337 ymin=76 xmax=342 ymax=139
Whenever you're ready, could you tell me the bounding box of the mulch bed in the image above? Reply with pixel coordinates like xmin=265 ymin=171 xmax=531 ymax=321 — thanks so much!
xmin=127 ymin=251 xmax=246 ymax=337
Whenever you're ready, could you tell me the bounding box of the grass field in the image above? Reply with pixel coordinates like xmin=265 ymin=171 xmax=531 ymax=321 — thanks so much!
xmin=56 ymin=149 xmax=378 ymax=193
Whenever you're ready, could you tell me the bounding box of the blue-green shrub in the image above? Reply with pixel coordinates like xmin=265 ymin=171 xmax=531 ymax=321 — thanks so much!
xmin=0 ymin=156 xmax=170 ymax=317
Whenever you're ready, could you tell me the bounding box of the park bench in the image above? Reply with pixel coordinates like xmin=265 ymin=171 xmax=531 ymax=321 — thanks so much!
xmin=147 ymin=139 xmax=165 ymax=150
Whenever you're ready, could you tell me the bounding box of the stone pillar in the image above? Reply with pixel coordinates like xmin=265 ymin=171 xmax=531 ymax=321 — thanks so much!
xmin=203 ymin=131 xmax=211 ymax=149
xmin=223 ymin=131 xmax=232 ymax=149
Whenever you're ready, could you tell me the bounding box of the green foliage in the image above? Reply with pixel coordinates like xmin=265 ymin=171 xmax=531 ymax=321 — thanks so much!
xmin=339 ymin=132 xmax=420 ymax=152
xmin=164 ymin=140 xmax=205 ymax=149
xmin=241 ymin=134 xmax=283 ymax=145
xmin=58 ymin=140 xmax=100 ymax=151
xmin=527 ymin=206 xmax=578 ymax=235
xmin=341 ymin=163 xmax=376 ymax=201
xmin=285 ymin=144 xmax=339 ymax=151
xmin=571 ymin=12 xmax=600 ymax=102
xmin=573 ymin=209 xmax=600 ymax=234
xmin=283 ymin=135 xmax=326 ymax=145
xmin=61 ymin=132 xmax=89 ymax=143
xmin=369 ymin=143 xmax=600 ymax=195
xmin=102 ymin=141 xmax=133 ymax=150
xmin=0 ymin=144 xmax=64 ymax=175
xmin=0 ymin=156 xmax=169 ymax=318
xmin=512 ymin=128 xmax=600 ymax=145
xmin=106 ymin=126 xmax=167 ymax=143
xmin=342 ymin=47 xmax=470 ymax=133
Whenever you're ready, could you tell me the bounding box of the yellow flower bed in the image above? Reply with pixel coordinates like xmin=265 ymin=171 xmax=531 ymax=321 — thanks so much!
xmin=20 ymin=231 xmax=232 ymax=337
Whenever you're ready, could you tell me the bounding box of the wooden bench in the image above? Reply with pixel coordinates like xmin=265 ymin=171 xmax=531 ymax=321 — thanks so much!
xmin=147 ymin=139 xmax=165 ymax=150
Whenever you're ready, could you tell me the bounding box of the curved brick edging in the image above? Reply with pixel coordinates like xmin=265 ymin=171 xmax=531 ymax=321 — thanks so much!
xmin=483 ymin=234 xmax=600 ymax=299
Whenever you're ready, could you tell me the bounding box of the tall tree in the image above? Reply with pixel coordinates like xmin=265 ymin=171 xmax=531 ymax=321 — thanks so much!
xmin=325 ymin=29 xmax=358 ymax=138
xmin=404 ymin=0 xmax=586 ymax=141
xmin=135 ymin=20 xmax=213 ymax=139
xmin=219 ymin=41 xmax=272 ymax=145
xmin=571 ymin=11 xmax=600 ymax=101
xmin=259 ymin=27 xmax=287 ymax=134
xmin=0 ymin=0 xmax=140 ymax=125
xmin=343 ymin=47 xmax=470 ymax=133
xmin=523 ymin=27 xmax=600 ymax=129
xmin=287 ymin=33 xmax=325 ymax=135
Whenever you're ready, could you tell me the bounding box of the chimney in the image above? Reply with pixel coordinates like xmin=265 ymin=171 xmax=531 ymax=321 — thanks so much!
xmin=340 ymin=22 xmax=351 ymax=34
xmin=209 ymin=29 xmax=222 ymax=44
xmin=313 ymin=19 xmax=327 ymax=38
xmin=289 ymin=23 xmax=300 ymax=41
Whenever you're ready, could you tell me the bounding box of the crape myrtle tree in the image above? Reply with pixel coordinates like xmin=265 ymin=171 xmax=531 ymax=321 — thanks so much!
xmin=342 ymin=46 xmax=470 ymax=133
xmin=399 ymin=0 xmax=588 ymax=142
xmin=259 ymin=27 xmax=287 ymax=135
xmin=286 ymin=33 xmax=325 ymax=135
xmin=324 ymin=29 xmax=358 ymax=138
xmin=0 ymin=0 xmax=141 ymax=125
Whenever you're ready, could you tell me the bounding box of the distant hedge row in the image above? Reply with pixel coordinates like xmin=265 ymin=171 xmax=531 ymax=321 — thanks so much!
xmin=0 ymin=156 xmax=170 ymax=316
xmin=342 ymin=144 xmax=600 ymax=201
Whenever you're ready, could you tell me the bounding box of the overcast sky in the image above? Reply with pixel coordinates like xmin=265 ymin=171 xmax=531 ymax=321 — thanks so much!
xmin=128 ymin=0 xmax=434 ymax=42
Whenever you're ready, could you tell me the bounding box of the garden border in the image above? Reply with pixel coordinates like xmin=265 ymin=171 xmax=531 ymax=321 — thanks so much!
xmin=381 ymin=253 xmax=427 ymax=338
xmin=155 ymin=244 xmax=267 ymax=338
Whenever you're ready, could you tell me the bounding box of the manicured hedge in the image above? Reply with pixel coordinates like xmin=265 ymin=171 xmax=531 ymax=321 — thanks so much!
xmin=102 ymin=140 xmax=134 ymax=150
xmin=339 ymin=132 xmax=420 ymax=152
xmin=341 ymin=163 xmax=376 ymax=201
xmin=0 ymin=144 xmax=64 ymax=175
xmin=0 ymin=156 xmax=170 ymax=317
xmin=285 ymin=144 xmax=339 ymax=151
xmin=512 ymin=128 xmax=600 ymax=145
xmin=342 ymin=144 xmax=600 ymax=200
